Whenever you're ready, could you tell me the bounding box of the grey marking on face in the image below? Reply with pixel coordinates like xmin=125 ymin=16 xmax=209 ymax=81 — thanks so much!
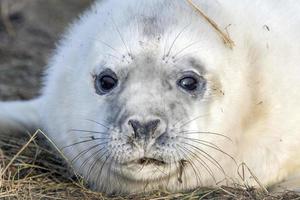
xmin=103 ymin=95 xmax=124 ymax=126
xmin=141 ymin=16 xmax=163 ymax=38
xmin=170 ymin=103 xmax=176 ymax=111
xmin=145 ymin=56 xmax=154 ymax=64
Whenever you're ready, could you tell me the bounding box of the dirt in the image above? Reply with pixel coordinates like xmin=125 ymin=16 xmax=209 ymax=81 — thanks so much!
xmin=0 ymin=0 xmax=93 ymax=100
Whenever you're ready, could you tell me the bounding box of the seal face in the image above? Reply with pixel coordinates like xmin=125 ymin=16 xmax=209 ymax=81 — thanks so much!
xmin=1 ymin=0 xmax=300 ymax=195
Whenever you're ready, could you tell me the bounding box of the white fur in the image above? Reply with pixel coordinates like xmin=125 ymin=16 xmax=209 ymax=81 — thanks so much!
xmin=1 ymin=0 xmax=300 ymax=194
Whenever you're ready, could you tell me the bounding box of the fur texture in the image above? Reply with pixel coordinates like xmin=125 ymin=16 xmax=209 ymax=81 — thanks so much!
xmin=0 ymin=0 xmax=300 ymax=194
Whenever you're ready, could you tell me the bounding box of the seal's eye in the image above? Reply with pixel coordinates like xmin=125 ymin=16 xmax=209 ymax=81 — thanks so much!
xmin=177 ymin=72 xmax=206 ymax=94
xmin=95 ymin=69 xmax=118 ymax=95
xmin=178 ymin=77 xmax=198 ymax=91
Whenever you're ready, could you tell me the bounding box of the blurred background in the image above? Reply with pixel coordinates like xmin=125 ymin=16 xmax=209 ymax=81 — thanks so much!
xmin=0 ymin=0 xmax=93 ymax=100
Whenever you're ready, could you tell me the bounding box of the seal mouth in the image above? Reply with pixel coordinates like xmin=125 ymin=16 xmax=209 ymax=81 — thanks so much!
xmin=136 ymin=157 xmax=166 ymax=166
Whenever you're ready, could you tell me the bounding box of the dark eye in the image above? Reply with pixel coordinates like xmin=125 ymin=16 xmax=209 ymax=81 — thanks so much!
xmin=178 ymin=76 xmax=198 ymax=91
xmin=95 ymin=69 xmax=118 ymax=95
xmin=177 ymin=72 xmax=206 ymax=94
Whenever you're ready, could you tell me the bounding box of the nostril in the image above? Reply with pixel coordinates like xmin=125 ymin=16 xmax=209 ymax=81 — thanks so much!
xmin=128 ymin=119 xmax=161 ymax=138
xmin=128 ymin=120 xmax=143 ymax=138
xmin=146 ymin=119 xmax=161 ymax=132
xmin=128 ymin=120 xmax=141 ymax=131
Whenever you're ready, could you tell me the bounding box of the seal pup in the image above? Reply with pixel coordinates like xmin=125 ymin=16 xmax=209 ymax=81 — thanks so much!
xmin=1 ymin=0 xmax=300 ymax=194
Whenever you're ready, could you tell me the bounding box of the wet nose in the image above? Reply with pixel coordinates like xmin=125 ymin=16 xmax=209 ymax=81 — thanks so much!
xmin=128 ymin=119 xmax=161 ymax=139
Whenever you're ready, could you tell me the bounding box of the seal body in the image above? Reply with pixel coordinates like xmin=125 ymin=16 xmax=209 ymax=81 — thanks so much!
xmin=1 ymin=0 xmax=300 ymax=194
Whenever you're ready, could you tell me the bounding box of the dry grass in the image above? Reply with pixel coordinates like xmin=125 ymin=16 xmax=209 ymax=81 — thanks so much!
xmin=186 ymin=0 xmax=235 ymax=49
xmin=0 ymin=132 xmax=299 ymax=200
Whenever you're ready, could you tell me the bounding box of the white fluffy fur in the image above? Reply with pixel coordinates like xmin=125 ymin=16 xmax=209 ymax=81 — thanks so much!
xmin=1 ymin=0 xmax=300 ymax=194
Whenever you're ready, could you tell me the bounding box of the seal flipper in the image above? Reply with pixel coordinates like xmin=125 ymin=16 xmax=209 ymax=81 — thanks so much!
xmin=0 ymin=98 xmax=41 ymax=136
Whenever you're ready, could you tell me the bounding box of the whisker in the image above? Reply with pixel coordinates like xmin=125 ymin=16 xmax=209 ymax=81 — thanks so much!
xmin=137 ymin=160 xmax=147 ymax=172
xmin=96 ymin=150 xmax=113 ymax=186
xmin=152 ymin=153 xmax=168 ymax=176
xmin=182 ymin=139 xmax=236 ymax=164
xmin=79 ymin=136 xmax=101 ymax=139
xmin=171 ymin=149 xmax=186 ymax=184
xmin=172 ymin=48 xmax=203 ymax=62
xmin=179 ymin=144 xmax=217 ymax=183
xmin=85 ymin=149 xmax=109 ymax=181
xmin=166 ymin=23 xmax=191 ymax=59
xmin=180 ymin=141 xmax=227 ymax=175
xmin=172 ymin=113 xmax=209 ymax=128
xmin=110 ymin=153 xmax=123 ymax=189
xmin=68 ymin=129 xmax=110 ymax=135
xmin=80 ymin=148 xmax=107 ymax=175
xmin=98 ymin=40 xmax=123 ymax=56
xmin=105 ymin=150 xmax=118 ymax=189
xmin=166 ymin=153 xmax=176 ymax=186
xmin=110 ymin=16 xmax=132 ymax=57
xmin=163 ymin=30 xmax=172 ymax=60
xmin=175 ymin=145 xmax=203 ymax=186
xmin=85 ymin=119 xmax=110 ymax=130
xmin=154 ymin=164 xmax=168 ymax=176
xmin=70 ymin=143 xmax=107 ymax=164
xmin=61 ymin=138 xmax=110 ymax=150
xmin=178 ymin=136 xmax=228 ymax=149
xmin=177 ymin=114 xmax=210 ymax=128
xmin=172 ymin=41 xmax=201 ymax=58
xmin=178 ymin=131 xmax=232 ymax=141
xmin=102 ymin=52 xmax=123 ymax=62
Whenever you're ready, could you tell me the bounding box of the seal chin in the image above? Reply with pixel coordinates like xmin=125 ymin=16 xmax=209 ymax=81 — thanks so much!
xmin=112 ymin=157 xmax=181 ymax=182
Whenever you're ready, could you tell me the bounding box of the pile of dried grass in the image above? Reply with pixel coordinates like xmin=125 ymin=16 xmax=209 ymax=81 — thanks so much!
xmin=0 ymin=132 xmax=299 ymax=200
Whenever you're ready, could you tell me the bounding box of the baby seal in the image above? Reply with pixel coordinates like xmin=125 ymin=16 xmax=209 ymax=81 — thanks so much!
xmin=1 ymin=0 xmax=300 ymax=194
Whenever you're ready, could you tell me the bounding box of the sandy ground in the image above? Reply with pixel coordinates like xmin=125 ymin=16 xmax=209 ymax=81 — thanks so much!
xmin=0 ymin=0 xmax=93 ymax=100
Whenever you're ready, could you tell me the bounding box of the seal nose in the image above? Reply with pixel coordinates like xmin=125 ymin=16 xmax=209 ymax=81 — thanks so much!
xmin=128 ymin=119 xmax=160 ymax=139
